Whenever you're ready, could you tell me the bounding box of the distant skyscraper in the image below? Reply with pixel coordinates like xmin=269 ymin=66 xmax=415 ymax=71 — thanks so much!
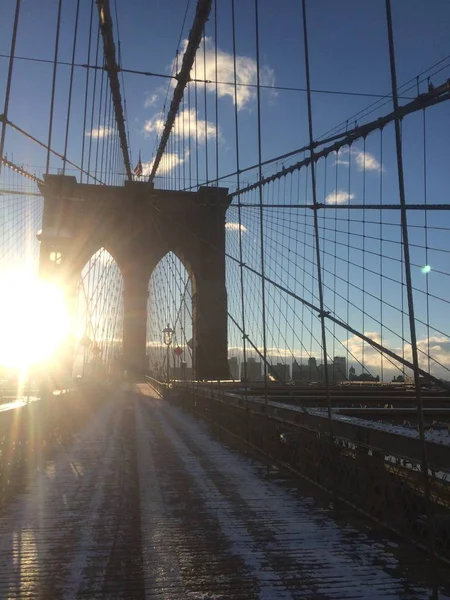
xmin=291 ymin=356 xmax=348 ymax=383
xmin=333 ymin=356 xmax=347 ymax=383
xmin=241 ymin=357 xmax=262 ymax=381
xmin=228 ymin=356 xmax=239 ymax=380
xmin=273 ymin=362 xmax=290 ymax=381
xmin=292 ymin=359 xmax=301 ymax=381
xmin=307 ymin=357 xmax=319 ymax=381
xmin=291 ymin=357 xmax=318 ymax=382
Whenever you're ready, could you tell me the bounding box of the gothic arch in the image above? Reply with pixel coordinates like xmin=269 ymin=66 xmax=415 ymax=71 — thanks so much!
xmin=38 ymin=174 xmax=230 ymax=379
xmin=73 ymin=248 xmax=124 ymax=378
xmin=146 ymin=251 xmax=193 ymax=380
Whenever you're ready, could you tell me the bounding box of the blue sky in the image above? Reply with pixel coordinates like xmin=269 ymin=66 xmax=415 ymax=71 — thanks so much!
xmin=2 ymin=0 xmax=450 ymax=175
xmin=1 ymin=0 xmax=450 ymax=380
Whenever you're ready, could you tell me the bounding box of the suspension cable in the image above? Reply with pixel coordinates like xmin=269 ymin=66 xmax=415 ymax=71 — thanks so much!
xmin=385 ymin=0 xmax=430 ymax=504
xmin=46 ymin=0 xmax=63 ymax=174
xmin=149 ymin=0 xmax=212 ymax=183
xmin=0 ymin=0 xmax=21 ymax=177
xmin=301 ymin=0 xmax=333 ymax=429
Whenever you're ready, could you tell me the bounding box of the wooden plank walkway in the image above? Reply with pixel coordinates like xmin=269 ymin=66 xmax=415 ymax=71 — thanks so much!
xmin=0 ymin=387 xmax=449 ymax=599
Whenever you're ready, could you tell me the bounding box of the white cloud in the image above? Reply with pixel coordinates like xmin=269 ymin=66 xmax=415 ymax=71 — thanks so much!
xmin=332 ymin=149 xmax=350 ymax=167
xmin=141 ymin=150 xmax=189 ymax=176
xmin=352 ymin=148 xmax=383 ymax=172
xmin=143 ymin=115 xmax=164 ymax=136
xmin=332 ymin=147 xmax=383 ymax=173
xmin=343 ymin=331 xmax=450 ymax=379
xmin=325 ymin=189 xmax=354 ymax=205
xmin=85 ymin=126 xmax=114 ymax=139
xmin=226 ymin=222 xmax=248 ymax=232
xmin=344 ymin=331 xmax=383 ymax=366
xmin=144 ymin=93 xmax=159 ymax=108
xmin=174 ymin=36 xmax=275 ymax=110
xmin=143 ymin=108 xmax=217 ymax=142
xmin=416 ymin=336 xmax=450 ymax=370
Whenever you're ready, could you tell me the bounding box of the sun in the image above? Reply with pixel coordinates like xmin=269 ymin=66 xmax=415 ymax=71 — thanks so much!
xmin=0 ymin=270 xmax=71 ymax=370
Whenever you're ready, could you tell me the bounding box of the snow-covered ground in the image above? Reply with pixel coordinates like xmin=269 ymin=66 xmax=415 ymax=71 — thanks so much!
xmin=135 ymin=390 xmax=450 ymax=600
xmin=312 ymin=407 xmax=450 ymax=446
xmin=0 ymin=395 xmax=40 ymax=412
xmin=0 ymin=395 xmax=124 ymax=599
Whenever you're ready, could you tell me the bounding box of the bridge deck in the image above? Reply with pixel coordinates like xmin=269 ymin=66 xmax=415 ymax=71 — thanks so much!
xmin=0 ymin=388 xmax=449 ymax=599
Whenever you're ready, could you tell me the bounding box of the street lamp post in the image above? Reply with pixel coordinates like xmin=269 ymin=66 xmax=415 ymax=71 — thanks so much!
xmin=163 ymin=324 xmax=174 ymax=384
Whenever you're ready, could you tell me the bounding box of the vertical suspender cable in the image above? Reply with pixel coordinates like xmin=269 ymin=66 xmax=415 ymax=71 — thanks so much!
xmin=379 ymin=132 xmax=384 ymax=381
xmin=214 ymin=0 xmax=219 ymax=185
xmin=94 ymin=71 xmax=108 ymax=178
xmin=105 ymin=92 xmax=114 ymax=183
xmin=94 ymin=68 xmax=106 ymax=178
xmin=232 ymin=0 xmax=249 ymax=423
xmin=0 ymin=0 xmax=21 ymax=177
xmin=195 ymin=60 xmax=199 ymax=188
xmin=81 ymin=0 xmax=95 ymax=183
xmin=182 ymin=95 xmax=186 ymax=190
xmin=87 ymin=27 xmax=101 ymax=182
xmin=62 ymin=0 xmax=81 ymax=174
xmin=203 ymin=31 xmax=209 ymax=184
xmin=423 ymin=110 xmax=430 ymax=376
xmin=188 ymin=84 xmax=192 ymax=188
xmin=100 ymin=80 xmax=111 ymax=181
xmin=384 ymin=0 xmax=430 ymax=504
xmin=254 ymin=0 xmax=269 ymax=415
xmin=46 ymin=0 xmax=63 ymax=174
xmin=300 ymin=0 xmax=333 ymax=430
xmin=362 ymin=137 xmax=367 ymax=372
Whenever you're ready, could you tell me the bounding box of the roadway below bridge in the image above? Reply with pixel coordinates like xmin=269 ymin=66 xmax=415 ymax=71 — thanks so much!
xmin=0 ymin=386 xmax=449 ymax=599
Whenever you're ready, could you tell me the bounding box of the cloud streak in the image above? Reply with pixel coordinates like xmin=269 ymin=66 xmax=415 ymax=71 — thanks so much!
xmin=226 ymin=222 xmax=248 ymax=232
xmin=333 ymin=147 xmax=383 ymax=173
xmin=343 ymin=332 xmax=450 ymax=378
xmin=85 ymin=126 xmax=114 ymax=139
xmin=351 ymin=148 xmax=383 ymax=172
xmin=325 ymin=190 xmax=354 ymax=205
xmin=143 ymin=108 xmax=217 ymax=142
xmin=141 ymin=150 xmax=189 ymax=176
xmin=144 ymin=93 xmax=159 ymax=108
xmin=174 ymin=36 xmax=275 ymax=110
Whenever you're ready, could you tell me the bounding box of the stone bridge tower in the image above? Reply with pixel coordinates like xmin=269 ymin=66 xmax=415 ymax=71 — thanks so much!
xmin=38 ymin=174 xmax=230 ymax=380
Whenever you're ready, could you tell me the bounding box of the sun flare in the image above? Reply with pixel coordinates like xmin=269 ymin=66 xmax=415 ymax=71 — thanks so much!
xmin=0 ymin=271 xmax=71 ymax=370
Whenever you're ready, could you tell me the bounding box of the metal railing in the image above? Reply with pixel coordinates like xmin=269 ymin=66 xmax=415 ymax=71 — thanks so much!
xmin=170 ymin=382 xmax=450 ymax=564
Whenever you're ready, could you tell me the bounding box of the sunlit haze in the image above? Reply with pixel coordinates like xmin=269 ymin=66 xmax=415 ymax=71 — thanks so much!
xmin=0 ymin=271 xmax=70 ymax=370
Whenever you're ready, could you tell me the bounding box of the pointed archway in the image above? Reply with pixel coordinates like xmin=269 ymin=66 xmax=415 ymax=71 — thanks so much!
xmin=146 ymin=252 xmax=193 ymax=381
xmin=73 ymin=248 xmax=124 ymax=380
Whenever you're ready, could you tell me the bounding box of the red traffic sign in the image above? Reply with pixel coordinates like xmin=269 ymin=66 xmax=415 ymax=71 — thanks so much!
xmin=174 ymin=346 xmax=183 ymax=357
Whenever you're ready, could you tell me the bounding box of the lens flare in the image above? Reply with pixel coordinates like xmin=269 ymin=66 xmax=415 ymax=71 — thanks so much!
xmin=0 ymin=271 xmax=70 ymax=369
xmin=421 ymin=265 xmax=431 ymax=274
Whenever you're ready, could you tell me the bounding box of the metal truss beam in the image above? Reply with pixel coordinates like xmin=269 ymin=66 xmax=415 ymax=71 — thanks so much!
xmin=0 ymin=188 xmax=42 ymax=196
xmin=97 ymin=0 xmax=132 ymax=180
xmin=235 ymin=203 xmax=450 ymax=210
xmin=1 ymin=156 xmax=43 ymax=184
xmin=148 ymin=0 xmax=212 ymax=183
xmin=231 ymin=78 xmax=450 ymax=198
xmin=1 ymin=114 xmax=105 ymax=185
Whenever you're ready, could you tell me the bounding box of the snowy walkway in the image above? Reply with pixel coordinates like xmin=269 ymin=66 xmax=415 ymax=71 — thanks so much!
xmin=0 ymin=388 xmax=449 ymax=599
